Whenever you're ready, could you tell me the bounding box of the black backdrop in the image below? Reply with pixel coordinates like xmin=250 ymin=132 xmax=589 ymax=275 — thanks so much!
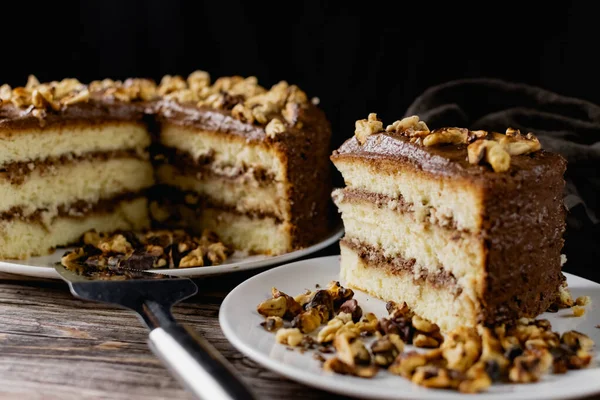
xmin=3 ymin=1 xmax=599 ymax=277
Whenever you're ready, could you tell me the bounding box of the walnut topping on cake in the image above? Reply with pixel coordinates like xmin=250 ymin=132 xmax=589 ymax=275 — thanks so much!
xmin=355 ymin=113 xmax=384 ymax=144
xmin=155 ymin=71 xmax=309 ymax=128
xmin=0 ymin=75 xmax=90 ymax=114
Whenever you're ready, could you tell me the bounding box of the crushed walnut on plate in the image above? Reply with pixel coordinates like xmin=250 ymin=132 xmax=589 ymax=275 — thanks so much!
xmin=256 ymin=282 xmax=595 ymax=394
xmin=61 ymin=229 xmax=231 ymax=278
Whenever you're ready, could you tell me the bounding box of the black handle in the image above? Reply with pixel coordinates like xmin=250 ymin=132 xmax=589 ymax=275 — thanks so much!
xmin=148 ymin=322 xmax=256 ymax=400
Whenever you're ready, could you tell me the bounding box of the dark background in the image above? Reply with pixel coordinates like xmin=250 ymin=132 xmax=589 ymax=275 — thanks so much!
xmin=3 ymin=2 xmax=599 ymax=277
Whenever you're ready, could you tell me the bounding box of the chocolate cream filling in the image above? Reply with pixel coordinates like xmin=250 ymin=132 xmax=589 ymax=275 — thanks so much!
xmin=341 ymin=237 xmax=461 ymax=295
xmin=155 ymin=146 xmax=276 ymax=184
xmin=0 ymin=149 xmax=148 ymax=184
xmin=149 ymin=185 xmax=283 ymax=223
xmin=333 ymin=188 xmax=460 ymax=232
xmin=0 ymin=192 xmax=145 ymax=223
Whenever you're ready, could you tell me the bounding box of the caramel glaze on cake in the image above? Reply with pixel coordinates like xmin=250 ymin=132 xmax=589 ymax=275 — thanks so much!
xmin=331 ymin=114 xmax=566 ymax=331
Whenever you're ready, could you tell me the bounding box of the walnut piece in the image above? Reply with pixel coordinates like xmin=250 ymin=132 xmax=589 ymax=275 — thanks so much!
xmin=355 ymin=113 xmax=383 ymax=145
xmin=385 ymin=115 xmax=430 ymax=137
xmin=260 ymin=316 xmax=284 ymax=332
xmin=265 ymin=118 xmax=286 ymax=138
xmin=575 ymin=296 xmax=591 ymax=306
xmin=422 ymin=128 xmax=468 ymax=147
xmin=179 ymin=247 xmax=205 ymax=268
xmin=275 ymin=328 xmax=304 ymax=347
xmin=572 ymin=306 xmax=585 ymax=317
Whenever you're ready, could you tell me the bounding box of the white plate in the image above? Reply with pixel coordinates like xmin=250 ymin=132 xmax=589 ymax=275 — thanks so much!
xmin=0 ymin=226 xmax=343 ymax=279
xmin=219 ymin=255 xmax=600 ymax=400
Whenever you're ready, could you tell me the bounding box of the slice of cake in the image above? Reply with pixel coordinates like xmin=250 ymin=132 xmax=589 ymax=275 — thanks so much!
xmin=151 ymin=72 xmax=332 ymax=255
xmin=0 ymin=77 xmax=155 ymax=259
xmin=331 ymin=114 xmax=566 ymax=332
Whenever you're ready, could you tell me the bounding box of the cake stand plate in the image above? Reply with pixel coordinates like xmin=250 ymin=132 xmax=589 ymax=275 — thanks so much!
xmin=220 ymin=255 xmax=600 ymax=400
xmin=0 ymin=226 xmax=343 ymax=279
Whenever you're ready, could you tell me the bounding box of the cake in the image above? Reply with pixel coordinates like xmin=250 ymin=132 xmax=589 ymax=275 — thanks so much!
xmin=331 ymin=114 xmax=566 ymax=332
xmin=0 ymin=72 xmax=331 ymax=259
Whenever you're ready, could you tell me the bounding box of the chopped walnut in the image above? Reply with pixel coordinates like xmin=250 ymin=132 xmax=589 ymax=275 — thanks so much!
xmin=355 ymin=113 xmax=383 ymax=145
xmin=413 ymin=333 xmax=441 ymax=348
xmin=572 ymin=306 xmax=585 ymax=317
xmin=334 ymin=332 xmax=371 ymax=367
xmin=355 ymin=313 xmax=379 ymax=334
xmin=275 ymin=328 xmax=304 ymax=347
xmin=339 ymin=299 xmax=363 ymax=323
xmin=272 ymin=288 xmax=305 ymax=320
xmin=322 ymin=357 xmax=378 ymax=378
xmin=326 ymin=281 xmax=354 ymax=308
xmin=575 ymin=296 xmax=591 ymax=306
xmin=187 ymin=70 xmax=211 ymax=93
xmin=261 ymin=316 xmax=284 ymax=332
xmin=467 ymin=139 xmax=511 ymax=172
xmin=388 ymin=350 xmax=429 ymax=378
xmin=257 ymin=296 xmax=287 ymax=318
xmin=157 ymin=75 xmax=187 ymax=96
xmin=292 ymin=308 xmax=324 ymax=334
xmin=98 ymin=234 xmax=132 ymax=254
xmin=371 ymin=334 xmax=404 ymax=367
xmin=411 ymin=366 xmax=458 ymax=389
xmin=0 ymin=84 xmax=11 ymax=102
xmin=265 ymin=118 xmax=286 ymax=138
xmin=442 ymin=326 xmax=482 ymax=372
xmin=231 ymin=103 xmax=255 ymax=124
xmin=422 ymin=127 xmax=468 ymax=147
xmin=509 ymin=348 xmax=553 ymax=383
xmin=385 ymin=115 xmax=430 ymax=137
xmin=178 ymin=247 xmax=205 ymax=268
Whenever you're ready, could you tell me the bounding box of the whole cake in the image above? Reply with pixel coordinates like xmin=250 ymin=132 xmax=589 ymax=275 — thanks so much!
xmin=331 ymin=114 xmax=566 ymax=332
xmin=0 ymin=72 xmax=331 ymax=259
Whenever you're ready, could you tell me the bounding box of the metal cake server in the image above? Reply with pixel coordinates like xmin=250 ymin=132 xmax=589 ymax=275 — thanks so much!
xmin=54 ymin=263 xmax=256 ymax=400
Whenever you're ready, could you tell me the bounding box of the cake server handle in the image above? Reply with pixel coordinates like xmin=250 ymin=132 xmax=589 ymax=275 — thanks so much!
xmin=148 ymin=322 xmax=256 ymax=400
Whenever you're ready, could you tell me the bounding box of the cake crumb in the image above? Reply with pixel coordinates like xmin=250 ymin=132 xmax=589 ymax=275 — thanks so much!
xmin=572 ymin=306 xmax=586 ymax=317
xmin=575 ymin=296 xmax=591 ymax=306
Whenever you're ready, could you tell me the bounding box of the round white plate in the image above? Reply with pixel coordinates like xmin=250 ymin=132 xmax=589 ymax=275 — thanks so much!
xmin=0 ymin=226 xmax=343 ymax=279
xmin=220 ymin=255 xmax=600 ymax=400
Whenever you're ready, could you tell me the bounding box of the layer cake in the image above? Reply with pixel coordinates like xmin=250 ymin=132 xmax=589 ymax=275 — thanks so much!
xmin=331 ymin=114 xmax=566 ymax=332
xmin=0 ymin=72 xmax=331 ymax=258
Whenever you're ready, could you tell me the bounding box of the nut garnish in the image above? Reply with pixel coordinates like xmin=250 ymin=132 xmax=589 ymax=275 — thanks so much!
xmin=265 ymin=118 xmax=286 ymax=139
xmin=60 ymin=229 xmax=231 ymax=277
xmin=355 ymin=113 xmax=383 ymax=145
xmin=572 ymin=306 xmax=585 ymax=317
xmin=422 ymin=128 xmax=468 ymax=147
xmin=575 ymin=296 xmax=590 ymax=306
xmin=385 ymin=115 xmax=430 ymax=138
xmin=256 ymin=283 xmax=594 ymax=393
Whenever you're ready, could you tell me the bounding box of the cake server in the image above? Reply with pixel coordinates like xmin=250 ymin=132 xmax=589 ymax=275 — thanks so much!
xmin=54 ymin=263 xmax=256 ymax=400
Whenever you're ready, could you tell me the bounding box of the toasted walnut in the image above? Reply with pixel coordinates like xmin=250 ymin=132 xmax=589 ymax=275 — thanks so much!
xmin=123 ymin=78 xmax=157 ymax=101
xmin=326 ymin=281 xmax=354 ymax=308
xmin=356 ymin=313 xmax=379 ymax=334
xmin=334 ymin=332 xmax=371 ymax=367
xmin=61 ymin=247 xmax=86 ymax=266
xmin=509 ymin=347 xmax=553 ymax=383
xmin=468 ymin=139 xmax=511 ymax=172
xmin=575 ymin=296 xmax=591 ymax=306
xmin=179 ymin=247 xmax=205 ymax=268
xmin=477 ymin=325 xmax=509 ymax=374
xmin=561 ymin=330 xmax=594 ymax=353
xmin=11 ymin=87 xmax=32 ymax=108
xmin=339 ymin=299 xmax=363 ymax=323
xmin=317 ymin=314 xmax=358 ymax=343
xmin=98 ymin=234 xmax=132 ymax=254
xmin=293 ymin=290 xmax=312 ymax=307
xmin=442 ymin=326 xmax=482 ymax=372
xmin=257 ymin=296 xmax=287 ymax=318
xmin=0 ymin=84 xmax=11 ymax=102
xmin=355 ymin=113 xmax=383 ymax=145
xmin=61 ymin=88 xmax=90 ymax=106
xmin=323 ymin=357 xmax=378 ymax=378
xmin=292 ymin=308 xmax=324 ymax=334
xmin=206 ymin=242 xmax=229 ymax=265
xmin=25 ymin=74 xmax=40 ymax=89
xmin=31 ymin=86 xmax=59 ymax=110
xmin=412 ymin=366 xmax=458 ymax=389
xmin=187 ymin=70 xmax=211 ymax=92
xmin=54 ymin=78 xmax=85 ymax=100
xmin=261 ymin=316 xmax=284 ymax=332
xmin=458 ymin=362 xmax=492 ymax=393
xmin=231 ymin=103 xmax=255 ymax=124
xmin=414 ymin=333 xmax=442 ymax=349
xmin=423 ymin=127 xmax=468 ymax=147
xmin=82 ymin=231 xmax=102 ymax=246
xmin=388 ymin=350 xmax=429 ymax=378
xmin=371 ymin=334 xmax=404 ymax=367
xmin=272 ymin=288 xmax=304 ymax=320
xmin=275 ymin=328 xmax=303 ymax=347
xmin=158 ymin=75 xmax=187 ymax=96
xmin=164 ymin=88 xmax=198 ymax=103
xmin=411 ymin=315 xmax=437 ymax=333
xmin=385 ymin=115 xmax=430 ymax=136
xmin=572 ymin=306 xmax=585 ymax=317
xmin=265 ymin=118 xmax=286 ymax=138
xmin=502 ymin=128 xmax=542 ymax=155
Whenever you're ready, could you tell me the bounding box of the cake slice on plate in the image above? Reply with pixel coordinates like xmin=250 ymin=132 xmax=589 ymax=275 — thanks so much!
xmin=331 ymin=114 xmax=566 ymax=332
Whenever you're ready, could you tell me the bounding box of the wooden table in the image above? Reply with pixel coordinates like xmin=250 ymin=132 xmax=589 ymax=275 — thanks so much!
xmin=1 ymin=246 xmax=599 ymax=400
xmin=0 ymin=246 xmax=348 ymax=400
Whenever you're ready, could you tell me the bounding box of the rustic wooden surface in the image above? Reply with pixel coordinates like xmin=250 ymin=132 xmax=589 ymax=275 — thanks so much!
xmin=1 ymin=248 xmax=599 ymax=400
